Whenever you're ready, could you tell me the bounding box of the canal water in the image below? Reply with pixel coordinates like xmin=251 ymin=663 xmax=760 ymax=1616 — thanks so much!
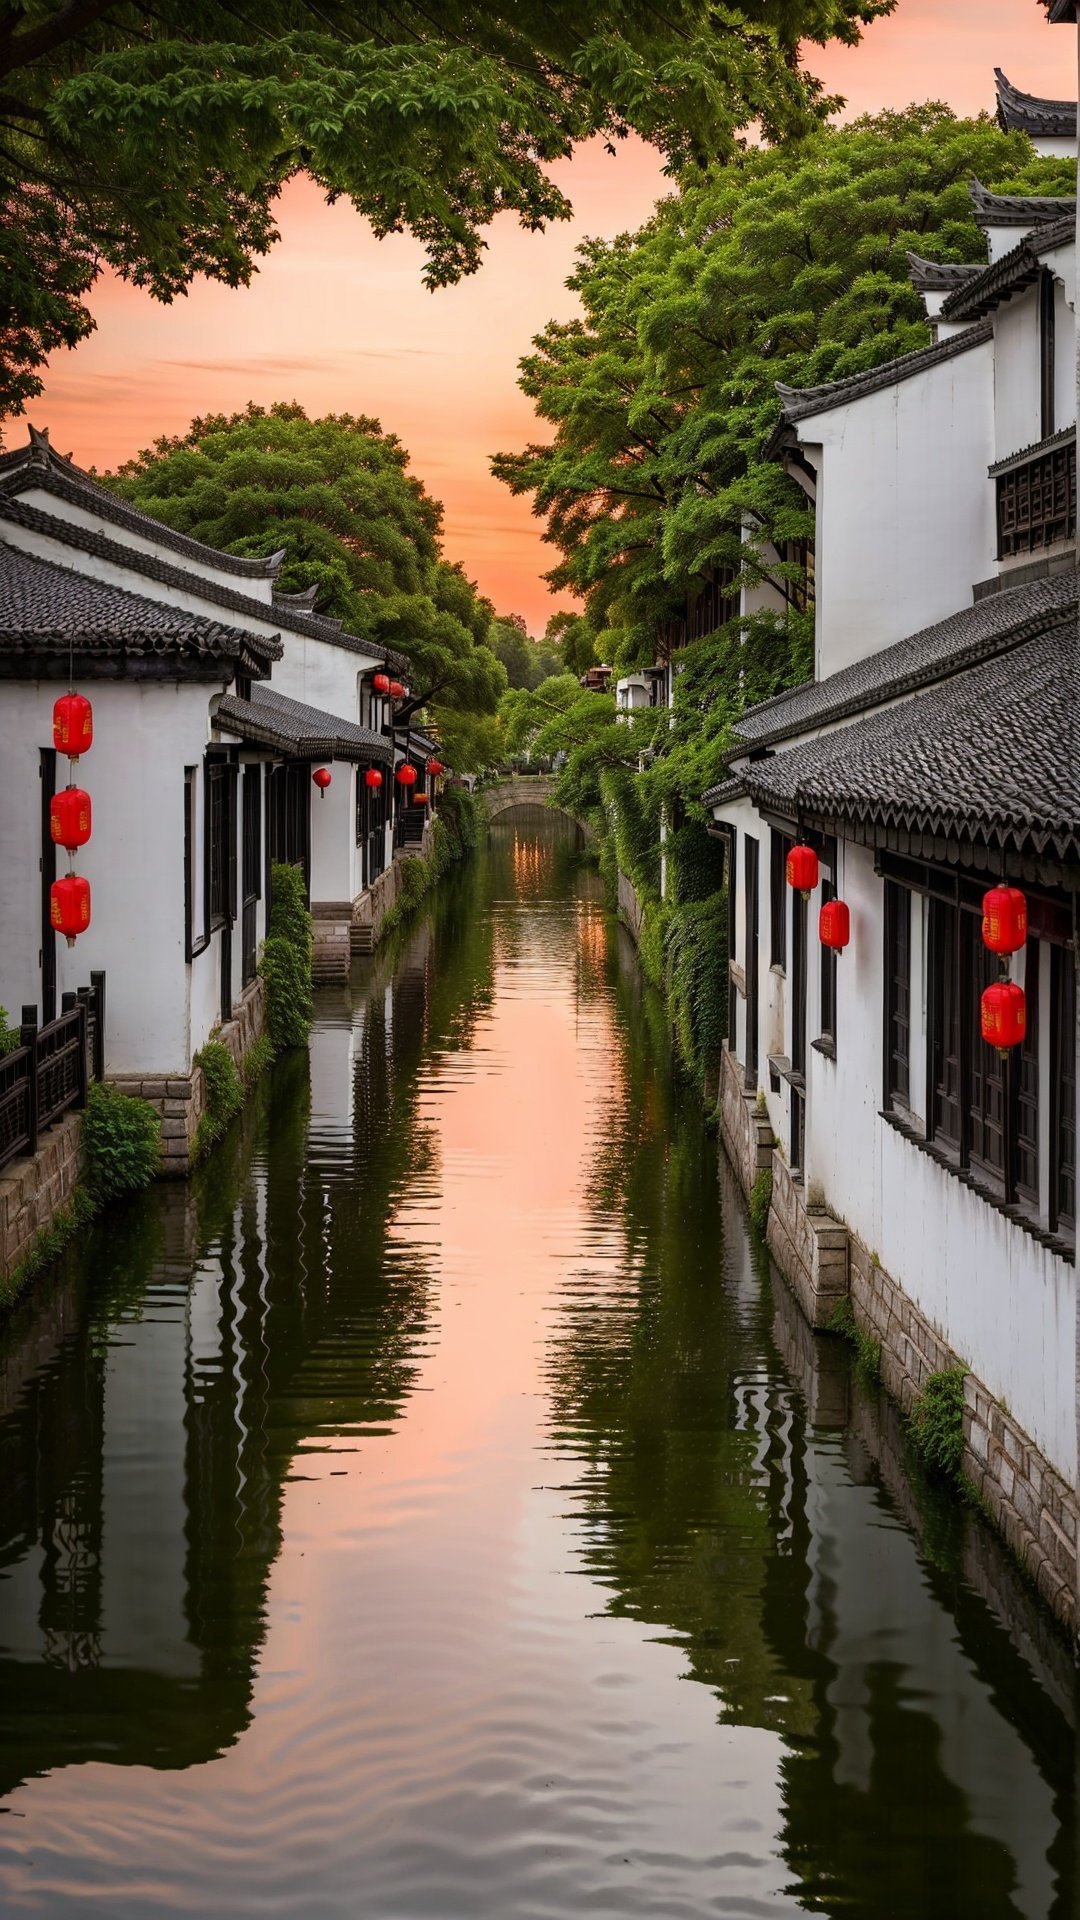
xmin=0 ymin=816 xmax=1076 ymax=1918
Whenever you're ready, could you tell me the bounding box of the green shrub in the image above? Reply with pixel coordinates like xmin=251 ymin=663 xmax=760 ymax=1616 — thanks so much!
xmin=192 ymin=1038 xmax=245 ymax=1160
xmin=241 ymin=1033 xmax=275 ymax=1085
xmin=0 ymin=1006 xmax=20 ymax=1057
xmin=910 ymin=1368 xmax=968 ymax=1484
xmin=749 ymin=1167 xmax=772 ymax=1238
xmin=828 ymin=1294 xmax=882 ymax=1383
xmin=664 ymin=891 xmax=728 ymax=1081
xmin=261 ymin=861 xmax=314 ymax=1049
xmin=82 ymin=1081 xmax=161 ymax=1200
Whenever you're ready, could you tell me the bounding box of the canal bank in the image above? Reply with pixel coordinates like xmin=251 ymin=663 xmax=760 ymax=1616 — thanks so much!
xmin=0 ymin=816 xmax=1076 ymax=1919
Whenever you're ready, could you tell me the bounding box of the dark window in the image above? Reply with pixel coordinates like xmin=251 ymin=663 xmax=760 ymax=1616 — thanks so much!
xmin=205 ymin=757 xmax=236 ymax=930
xmin=267 ymin=763 xmax=311 ymax=887
xmin=744 ymin=836 xmax=759 ymax=1089
xmin=184 ymin=767 xmax=196 ymax=959
xmin=727 ymin=830 xmax=738 ymax=1054
xmin=357 ymin=765 xmax=388 ymax=888
xmin=783 ymin=537 xmax=815 ymax=615
xmin=1051 ymin=946 xmax=1076 ymax=1234
xmin=1016 ymin=939 xmax=1040 ymax=1209
xmin=820 ymin=875 xmax=837 ymax=1050
xmin=996 ymin=438 xmax=1075 ymax=559
xmin=885 ymin=882 xmax=911 ymax=1109
xmin=929 ymin=898 xmax=961 ymax=1150
xmin=770 ymin=830 xmax=791 ymax=970
xmin=790 ymin=889 xmax=808 ymax=1173
xmin=687 ymin=565 xmax=739 ymax=642
xmin=970 ymin=938 xmax=1006 ymax=1188
xmin=1040 ymin=269 xmax=1056 ymax=442
xmin=241 ymin=764 xmax=261 ymax=987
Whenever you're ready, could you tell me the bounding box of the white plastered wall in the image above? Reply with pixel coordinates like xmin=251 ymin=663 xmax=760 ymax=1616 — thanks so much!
xmin=0 ymin=679 xmax=226 ymax=1076
xmin=798 ymin=336 xmax=996 ymax=679
xmin=805 ymin=840 xmax=1075 ymax=1484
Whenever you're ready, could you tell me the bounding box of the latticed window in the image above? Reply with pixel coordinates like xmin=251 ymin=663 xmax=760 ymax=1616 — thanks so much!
xmin=996 ymin=438 xmax=1076 ymax=558
xmin=686 ymin=565 xmax=740 ymax=642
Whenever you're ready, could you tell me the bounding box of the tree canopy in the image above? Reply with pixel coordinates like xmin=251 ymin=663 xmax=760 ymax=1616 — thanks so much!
xmin=1 ymin=0 xmax=894 ymax=421
xmin=490 ymin=612 xmax=564 ymax=690
xmin=493 ymin=105 xmax=1076 ymax=812
xmin=104 ymin=401 xmax=506 ymax=768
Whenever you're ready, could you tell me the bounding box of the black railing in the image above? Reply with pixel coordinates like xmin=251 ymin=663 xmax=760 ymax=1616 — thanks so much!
xmin=996 ymin=434 xmax=1076 ymax=559
xmin=0 ymin=974 xmax=105 ymax=1176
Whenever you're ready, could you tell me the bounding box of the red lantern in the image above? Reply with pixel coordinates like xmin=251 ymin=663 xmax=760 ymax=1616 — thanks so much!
xmin=786 ymin=844 xmax=819 ymax=895
xmin=50 ymin=874 xmax=91 ymax=945
xmin=389 ymin=680 xmax=405 ymax=700
xmin=819 ymin=898 xmax=850 ymax=951
xmin=396 ymin=762 xmax=418 ymax=787
xmin=982 ymin=886 xmax=1027 ymax=956
xmin=50 ymin=786 xmax=92 ymax=851
xmin=373 ymin=672 xmax=390 ymax=694
xmin=312 ymin=767 xmax=332 ymax=797
xmin=53 ymin=693 xmax=93 ymax=760
xmin=981 ymin=979 xmax=1026 ymax=1052
xmin=364 ymin=768 xmax=383 ymax=789
xmin=426 ymin=758 xmax=444 ymax=777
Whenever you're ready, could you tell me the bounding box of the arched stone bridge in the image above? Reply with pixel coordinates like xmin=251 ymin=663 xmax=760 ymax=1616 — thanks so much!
xmin=482 ymin=775 xmax=589 ymax=835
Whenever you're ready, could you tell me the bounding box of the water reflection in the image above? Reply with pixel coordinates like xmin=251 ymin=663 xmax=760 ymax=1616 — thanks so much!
xmin=0 ymin=817 xmax=1074 ymax=1917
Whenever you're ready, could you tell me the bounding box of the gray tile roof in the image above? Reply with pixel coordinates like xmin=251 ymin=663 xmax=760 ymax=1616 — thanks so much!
xmin=988 ymin=423 xmax=1076 ymax=478
xmin=0 ymin=539 xmax=281 ymax=674
xmin=738 ymin=621 xmax=1080 ymax=858
xmin=0 ymin=429 xmax=282 ymax=579
xmin=701 ymin=773 xmax=746 ymax=809
xmin=0 ymin=494 xmax=406 ymax=669
xmin=215 ymin=685 xmax=392 ymax=763
xmin=906 ymin=253 xmax=983 ymax=294
xmin=730 ymin=569 xmax=1080 ymax=753
xmin=941 ymin=214 xmax=1075 ymax=321
xmin=994 ymin=69 xmax=1077 ymax=140
xmin=969 ymin=180 xmax=1076 ymax=229
xmin=772 ymin=320 xmax=993 ymax=430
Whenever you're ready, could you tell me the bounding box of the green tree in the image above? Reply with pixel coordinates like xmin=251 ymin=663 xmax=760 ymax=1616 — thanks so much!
xmin=106 ymin=402 xmax=506 ymax=766
xmin=1 ymin=0 xmax=894 ymax=422
xmin=491 ymin=612 xmax=565 ymax=690
xmin=494 ymin=106 xmax=1075 ymax=811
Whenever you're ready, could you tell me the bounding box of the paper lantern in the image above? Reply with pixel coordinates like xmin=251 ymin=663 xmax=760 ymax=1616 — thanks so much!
xmin=786 ymin=844 xmax=819 ymax=895
xmin=53 ymin=693 xmax=93 ymax=759
xmin=981 ymin=980 xmax=1026 ymax=1052
xmin=372 ymin=672 xmax=390 ymax=694
xmin=982 ymin=886 xmax=1027 ymax=956
xmin=365 ymin=768 xmax=383 ymax=789
xmin=50 ymin=874 xmax=91 ymax=945
xmin=312 ymin=767 xmax=332 ymax=797
xmin=426 ymin=758 xmax=444 ymax=777
xmin=819 ymin=898 xmax=850 ymax=951
xmin=50 ymin=786 xmax=92 ymax=851
xmin=395 ymin=762 xmax=418 ymax=787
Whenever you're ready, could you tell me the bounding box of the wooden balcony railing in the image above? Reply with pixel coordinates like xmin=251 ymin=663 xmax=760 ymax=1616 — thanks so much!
xmin=0 ymin=974 xmax=105 ymax=1176
xmin=995 ymin=431 xmax=1076 ymax=560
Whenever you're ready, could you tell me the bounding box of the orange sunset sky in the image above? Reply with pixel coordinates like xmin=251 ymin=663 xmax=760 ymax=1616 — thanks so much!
xmin=29 ymin=1 xmax=1079 ymax=632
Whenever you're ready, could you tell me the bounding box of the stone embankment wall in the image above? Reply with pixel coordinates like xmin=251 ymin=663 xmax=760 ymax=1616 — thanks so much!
xmin=0 ymin=1114 xmax=83 ymax=1283
xmin=113 ymin=973 xmax=266 ymax=1178
xmin=719 ymin=1042 xmax=1079 ymax=1638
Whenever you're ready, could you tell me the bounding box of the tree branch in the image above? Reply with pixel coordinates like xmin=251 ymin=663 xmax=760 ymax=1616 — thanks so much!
xmin=0 ymin=0 xmax=122 ymax=78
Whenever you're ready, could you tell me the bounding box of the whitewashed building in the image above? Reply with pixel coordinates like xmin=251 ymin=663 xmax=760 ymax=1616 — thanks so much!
xmin=0 ymin=429 xmax=431 ymax=1166
xmin=707 ymin=32 xmax=1080 ymax=1631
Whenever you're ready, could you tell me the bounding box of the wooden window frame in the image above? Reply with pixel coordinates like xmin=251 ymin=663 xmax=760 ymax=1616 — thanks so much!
xmin=883 ymin=881 xmax=911 ymax=1111
xmin=770 ymin=829 xmax=791 ymax=971
xmin=744 ymin=836 xmax=760 ymax=1090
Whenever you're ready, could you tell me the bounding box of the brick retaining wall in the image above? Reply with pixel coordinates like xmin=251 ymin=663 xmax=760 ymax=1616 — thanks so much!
xmin=0 ymin=1113 xmax=83 ymax=1283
